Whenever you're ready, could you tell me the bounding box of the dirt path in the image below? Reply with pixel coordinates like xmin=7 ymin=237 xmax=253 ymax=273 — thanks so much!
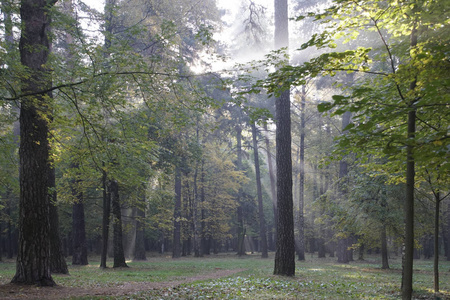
xmin=0 ymin=268 xmax=245 ymax=299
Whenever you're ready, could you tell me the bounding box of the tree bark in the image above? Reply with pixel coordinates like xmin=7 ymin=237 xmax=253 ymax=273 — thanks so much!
xmin=273 ymin=0 xmax=295 ymax=276
xmin=252 ymin=123 xmax=268 ymax=258
xmin=110 ymin=180 xmax=128 ymax=268
xmin=11 ymin=0 xmax=57 ymax=286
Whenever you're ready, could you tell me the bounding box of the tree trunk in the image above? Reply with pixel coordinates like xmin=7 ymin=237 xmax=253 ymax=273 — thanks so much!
xmin=346 ymin=237 xmax=354 ymax=262
xmin=252 ymin=123 xmax=269 ymax=258
xmin=318 ymin=170 xmax=326 ymax=259
xmin=273 ymin=0 xmax=295 ymax=277
xmin=71 ymin=172 xmax=88 ymax=266
xmin=134 ymin=203 xmax=147 ymax=261
xmin=337 ymin=238 xmax=349 ymax=263
xmin=337 ymin=111 xmax=351 ymax=264
xmin=12 ymin=0 xmax=56 ymax=286
xmin=236 ymin=126 xmax=246 ymax=256
xmin=193 ymin=162 xmax=201 ymax=258
xmin=402 ymin=26 xmax=418 ymax=300
xmin=110 ymin=180 xmax=128 ymax=268
xmin=49 ymin=167 xmax=69 ymax=274
xmin=447 ymin=199 xmax=450 ymax=261
xmin=200 ymin=160 xmax=209 ymax=255
xmin=264 ymin=123 xmax=277 ymax=250
xmin=358 ymin=242 xmax=364 ymax=261
xmin=381 ymin=224 xmax=390 ymax=269
xmin=172 ymin=166 xmax=182 ymax=258
xmin=402 ymin=107 xmax=415 ymax=299
xmin=100 ymin=170 xmax=111 ymax=268
xmin=434 ymin=192 xmax=440 ymax=293
xmin=6 ymin=191 xmax=14 ymax=259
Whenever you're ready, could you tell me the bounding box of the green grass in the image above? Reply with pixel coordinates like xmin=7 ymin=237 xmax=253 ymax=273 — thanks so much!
xmin=0 ymin=253 xmax=449 ymax=299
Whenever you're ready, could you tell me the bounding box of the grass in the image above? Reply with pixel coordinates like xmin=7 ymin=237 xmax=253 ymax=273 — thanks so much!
xmin=0 ymin=252 xmax=449 ymax=299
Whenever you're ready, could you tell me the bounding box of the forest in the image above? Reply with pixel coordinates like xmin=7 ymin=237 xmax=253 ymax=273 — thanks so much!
xmin=0 ymin=0 xmax=449 ymax=299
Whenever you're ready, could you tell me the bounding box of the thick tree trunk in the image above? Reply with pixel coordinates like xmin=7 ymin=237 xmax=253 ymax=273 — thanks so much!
xmin=100 ymin=170 xmax=111 ymax=268
xmin=337 ymin=238 xmax=349 ymax=263
xmin=71 ymin=173 xmax=88 ymax=265
xmin=273 ymin=0 xmax=295 ymax=277
xmin=110 ymin=180 xmax=128 ymax=268
xmin=173 ymin=166 xmax=182 ymax=258
xmin=252 ymin=123 xmax=269 ymax=258
xmin=12 ymin=0 xmax=57 ymax=286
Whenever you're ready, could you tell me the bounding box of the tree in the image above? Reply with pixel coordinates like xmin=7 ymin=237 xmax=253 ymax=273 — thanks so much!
xmin=260 ymin=0 xmax=448 ymax=295
xmin=273 ymin=0 xmax=295 ymax=276
xmin=11 ymin=0 xmax=57 ymax=286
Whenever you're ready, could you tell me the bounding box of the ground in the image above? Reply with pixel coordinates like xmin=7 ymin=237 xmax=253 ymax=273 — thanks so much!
xmin=0 ymin=268 xmax=244 ymax=299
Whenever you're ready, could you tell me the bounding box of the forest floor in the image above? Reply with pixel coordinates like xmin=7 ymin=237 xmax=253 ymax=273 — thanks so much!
xmin=0 ymin=252 xmax=449 ymax=299
xmin=0 ymin=267 xmax=244 ymax=299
